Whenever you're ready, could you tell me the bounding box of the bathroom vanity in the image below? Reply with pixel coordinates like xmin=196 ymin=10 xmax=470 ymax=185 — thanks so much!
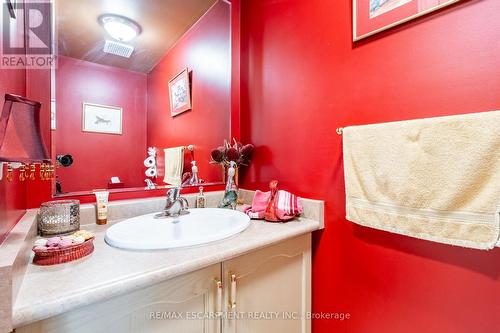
xmin=1 ymin=190 xmax=324 ymax=333
xmin=17 ymin=235 xmax=311 ymax=333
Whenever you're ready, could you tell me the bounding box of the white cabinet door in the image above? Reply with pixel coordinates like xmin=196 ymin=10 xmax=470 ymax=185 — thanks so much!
xmin=222 ymin=234 xmax=311 ymax=333
xmin=17 ymin=264 xmax=222 ymax=333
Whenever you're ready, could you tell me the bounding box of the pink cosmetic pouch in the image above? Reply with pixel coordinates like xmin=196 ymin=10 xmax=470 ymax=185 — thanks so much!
xmin=272 ymin=190 xmax=303 ymax=221
xmin=244 ymin=184 xmax=303 ymax=222
xmin=244 ymin=190 xmax=271 ymax=219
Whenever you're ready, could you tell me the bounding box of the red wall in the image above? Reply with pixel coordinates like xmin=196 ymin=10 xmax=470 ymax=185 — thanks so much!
xmin=239 ymin=0 xmax=500 ymax=332
xmin=147 ymin=1 xmax=230 ymax=184
xmin=55 ymin=56 xmax=147 ymax=193
xmin=0 ymin=67 xmax=27 ymax=242
xmin=0 ymin=5 xmax=27 ymax=242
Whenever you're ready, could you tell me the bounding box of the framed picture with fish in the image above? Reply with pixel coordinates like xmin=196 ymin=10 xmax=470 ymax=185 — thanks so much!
xmin=353 ymin=0 xmax=461 ymax=41
xmin=168 ymin=68 xmax=192 ymax=117
xmin=82 ymin=102 xmax=122 ymax=135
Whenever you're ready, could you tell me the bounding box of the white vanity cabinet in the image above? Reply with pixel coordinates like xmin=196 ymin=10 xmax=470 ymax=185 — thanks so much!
xmin=16 ymin=234 xmax=311 ymax=333
xmin=17 ymin=264 xmax=222 ymax=333
xmin=223 ymin=233 xmax=311 ymax=333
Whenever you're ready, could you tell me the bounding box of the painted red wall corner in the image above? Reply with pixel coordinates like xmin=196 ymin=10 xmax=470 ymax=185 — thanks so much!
xmin=230 ymin=0 xmax=242 ymax=141
xmin=0 ymin=5 xmax=28 ymax=242
xmin=147 ymin=1 xmax=231 ymax=185
xmin=0 ymin=67 xmax=27 ymax=241
xmin=238 ymin=0 xmax=500 ymax=332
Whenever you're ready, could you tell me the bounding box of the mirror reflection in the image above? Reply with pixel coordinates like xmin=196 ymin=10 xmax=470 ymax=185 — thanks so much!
xmin=52 ymin=0 xmax=231 ymax=196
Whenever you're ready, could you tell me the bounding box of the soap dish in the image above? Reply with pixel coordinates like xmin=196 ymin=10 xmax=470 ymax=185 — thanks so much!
xmin=32 ymin=237 xmax=94 ymax=266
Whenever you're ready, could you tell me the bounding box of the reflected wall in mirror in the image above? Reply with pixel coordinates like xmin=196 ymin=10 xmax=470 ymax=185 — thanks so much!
xmin=52 ymin=0 xmax=231 ymax=196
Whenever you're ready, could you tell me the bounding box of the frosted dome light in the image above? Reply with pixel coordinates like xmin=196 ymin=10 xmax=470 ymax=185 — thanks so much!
xmin=99 ymin=14 xmax=141 ymax=42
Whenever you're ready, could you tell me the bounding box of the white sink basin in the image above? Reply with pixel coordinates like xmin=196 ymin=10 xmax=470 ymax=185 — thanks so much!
xmin=105 ymin=208 xmax=251 ymax=250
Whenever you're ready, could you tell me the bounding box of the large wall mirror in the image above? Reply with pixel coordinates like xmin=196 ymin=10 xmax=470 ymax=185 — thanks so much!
xmin=52 ymin=0 xmax=231 ymax=196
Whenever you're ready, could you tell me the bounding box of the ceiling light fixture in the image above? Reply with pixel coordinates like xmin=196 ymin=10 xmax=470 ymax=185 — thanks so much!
xmin=98 ymin=14 xmax=141 ymax=42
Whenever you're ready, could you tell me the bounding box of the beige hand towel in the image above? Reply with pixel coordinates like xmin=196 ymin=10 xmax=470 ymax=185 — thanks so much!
xmin=163 ymin=147 xmax=184 ymax=186
xmin=343 ymin=111 xmax=500 ymax=250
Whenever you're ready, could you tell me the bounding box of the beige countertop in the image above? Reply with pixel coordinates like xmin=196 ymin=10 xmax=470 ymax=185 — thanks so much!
xmin=11 ymin=191 xmax=324 ymax=328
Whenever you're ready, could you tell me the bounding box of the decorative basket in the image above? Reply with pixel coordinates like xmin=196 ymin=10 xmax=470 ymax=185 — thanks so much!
xmin=38 ymin=200 xmax=80 ymax=236
xmin=32 ymin=237 xmax=94 ymax=266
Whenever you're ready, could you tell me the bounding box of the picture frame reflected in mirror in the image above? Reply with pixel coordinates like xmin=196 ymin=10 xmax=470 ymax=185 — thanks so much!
xmin=169 ymin=68 xmax=192 ymax=117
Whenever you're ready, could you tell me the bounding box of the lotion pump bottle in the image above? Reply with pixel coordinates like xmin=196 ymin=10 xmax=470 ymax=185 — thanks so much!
xmin=196 ymin=186 xmax=206 ymax=208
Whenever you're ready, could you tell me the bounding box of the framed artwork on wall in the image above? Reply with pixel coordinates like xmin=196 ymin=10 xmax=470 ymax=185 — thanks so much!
xmin=168 ymin=68 xmax=192 ymax=117
xmin=82 ymin=102 xmax=122 ymax=135
xmin=353 ymin=0 xmax=461 ymax=41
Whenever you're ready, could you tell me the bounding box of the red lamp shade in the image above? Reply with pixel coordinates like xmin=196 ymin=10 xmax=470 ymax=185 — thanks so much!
xmin=0 ymin=94 xmax=49 ymax=163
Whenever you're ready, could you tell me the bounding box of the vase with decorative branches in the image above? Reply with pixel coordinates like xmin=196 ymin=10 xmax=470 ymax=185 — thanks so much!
xmin=210 ymin=139 xmax=255 ymax=186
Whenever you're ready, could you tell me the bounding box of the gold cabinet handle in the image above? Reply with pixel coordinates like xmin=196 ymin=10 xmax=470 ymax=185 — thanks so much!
xmin=229 ymin=274 xmax=237 ymax=309
xmin=215 ymin=279 xmax=223 ymax=318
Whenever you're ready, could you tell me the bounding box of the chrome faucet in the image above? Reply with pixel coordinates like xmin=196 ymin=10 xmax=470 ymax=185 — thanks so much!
xmin=163 ymin=187 xmax=189 ymax=217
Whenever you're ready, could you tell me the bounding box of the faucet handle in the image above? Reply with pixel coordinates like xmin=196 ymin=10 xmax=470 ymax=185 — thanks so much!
xmin=179 ymin=197 xmax=189 ymax=211
xmin=167 ymin=186 xmax=181 ymax=200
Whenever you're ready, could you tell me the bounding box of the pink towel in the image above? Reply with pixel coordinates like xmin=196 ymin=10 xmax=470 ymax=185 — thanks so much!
xmin=244 ymin=190 xmax=271 ymax=219
xmin=264 ymin=180 xmax=303 ymax=222
xmin=244 ymin=188 xmax=302 ymax=221
xmin=274 ymin=190 xmax=303 ymax=220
